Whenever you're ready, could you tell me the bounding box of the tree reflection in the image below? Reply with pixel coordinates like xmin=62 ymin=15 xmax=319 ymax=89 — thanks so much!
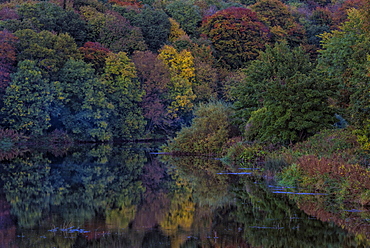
xmin=0 ymin=152 xmax=53 ymax=228
xmin=0 ymin=144 xmax=147 ymax=230
xmin=233 ymin=176 xmax=363 ymax=247
xmin=0 ymin=146 xmax=367 ymax=247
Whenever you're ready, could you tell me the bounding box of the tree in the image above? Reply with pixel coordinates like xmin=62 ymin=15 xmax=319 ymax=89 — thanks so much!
xmin=178 ymin=38 xmax=219 ymax=103
xmin=2 ymin=2 xmax=89 ymax=46
xmin=127 ymin=7 xmax=171 ymax=52
xmin=332 ymin=0 xmax=365 ymax=27
xmin=165 ymin=0 xmax=202 ymax=37
xmin=158 ymin=45 xmax=196 ymax=119
xmin=79 ymin=41 xmax=111 ymax=75
xmin=14 ymin=29 xmax=81 ymax=77
xmin=318 ymin=7 xmax=370 ymax=137
xmin=168 ymin=17 xmax=187 ymax=43
xmin=0 ymin=30 xmax=17 ymax=91
xmin=80 ymin=6 xmax=147 ymax=54
xmin=101 ymin=52 xmax=146 ymax=140
xmin=1 ymin=60 xmax=54 ymax=136
xmin=98 ymin=10 xmax=147 ymax=54
xmin=250 ymin=0 xmax=306 ymax=47
xmin=55 ymin=59 xmax=112 ymax=141
xmin=108 ymin=0 xmax=143 ymax=8
xmin=132 ymin=50 xmax=172 ymax=134
xmin=0 ymin=7 xmax=18 ymax=21
xmin=233 ymin=42 xmax=336 ymax=143
xmin=201 ymin=7 xmax=270 ymax=69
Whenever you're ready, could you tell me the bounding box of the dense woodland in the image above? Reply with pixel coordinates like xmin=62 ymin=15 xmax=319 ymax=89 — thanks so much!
xmin=0 ymin=0 xmax=369 ymax=148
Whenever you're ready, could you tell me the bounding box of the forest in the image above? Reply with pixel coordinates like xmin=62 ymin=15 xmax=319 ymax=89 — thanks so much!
xmin=0 ymin=0 xmax=368 ymax=145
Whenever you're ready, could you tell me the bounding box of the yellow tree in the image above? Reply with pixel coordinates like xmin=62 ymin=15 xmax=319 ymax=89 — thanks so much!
xmin=168 ymin=18 xmax=187 ymax=43
xmin=158 ymin=45 xmax=196 ymax=118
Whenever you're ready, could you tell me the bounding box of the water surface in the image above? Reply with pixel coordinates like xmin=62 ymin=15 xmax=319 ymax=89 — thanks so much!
xmin=0 ymin=143 xmax=369 ymax=247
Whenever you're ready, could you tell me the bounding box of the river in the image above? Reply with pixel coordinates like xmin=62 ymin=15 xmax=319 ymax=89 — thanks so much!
xmin=0 ymin=143 xmax=369 ymax=247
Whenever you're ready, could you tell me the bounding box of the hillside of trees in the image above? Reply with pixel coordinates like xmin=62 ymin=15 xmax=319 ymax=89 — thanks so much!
xmin=0 ymin=0 xmax=369 ymax=148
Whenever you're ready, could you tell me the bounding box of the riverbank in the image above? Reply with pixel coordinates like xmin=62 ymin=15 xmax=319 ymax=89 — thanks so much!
xmin=223 ymin=128 xmax=370 ymax=206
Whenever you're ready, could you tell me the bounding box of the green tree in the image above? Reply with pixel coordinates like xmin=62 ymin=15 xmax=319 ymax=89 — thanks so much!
xmin=127 ymin=7 xmax=171 ymax=52
xmin=101 ymin=52 xmax=146 ymax=140
xmin=55 ymin=59 xmax=112 ymax=141
xmin=2 ymin=2 xmax=89 ymax=46
xmin=14 ymin=29 xmax=81 ymax=77
xmin=233 ymin=42 xmax=336 ymax=143
xmin=318 ymin=8 xmax=370 ymax=129
xmin=165 ymin=0 xmax=202 ymax=37
xmin=1 ymin=60 xmax=54 ymax=136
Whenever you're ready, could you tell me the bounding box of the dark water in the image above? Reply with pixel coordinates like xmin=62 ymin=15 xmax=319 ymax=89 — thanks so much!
xmin=0 ymin=143 xmax=369 ymax=248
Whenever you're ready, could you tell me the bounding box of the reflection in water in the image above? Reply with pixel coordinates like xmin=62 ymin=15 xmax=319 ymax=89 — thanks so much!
xmin=0 ymin=144 xmax=368 ymax=247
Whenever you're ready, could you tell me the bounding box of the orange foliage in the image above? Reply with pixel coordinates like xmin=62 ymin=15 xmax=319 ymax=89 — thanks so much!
xmin=297 ymin=155 xmax=370 ymax=195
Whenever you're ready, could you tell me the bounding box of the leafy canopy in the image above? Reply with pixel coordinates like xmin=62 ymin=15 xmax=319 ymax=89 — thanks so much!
xmin=201 ymin=7 xmax=270 ymax=69
xmin=233 ymin=42 xmax=337 ymax=143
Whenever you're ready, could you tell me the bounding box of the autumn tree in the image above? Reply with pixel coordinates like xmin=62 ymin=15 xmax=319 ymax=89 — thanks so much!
xmin=80 ymin=6 xmax=147 ymax=54
xmin=132 ymin=50 xmax=172 ymax=134
xmin=79 ymin=41 xmax=111 ymax=74
xmin=250 ymin=0 xmax=306 ymax=47
xmin=174 ymin=37 xmax=219 ymax=103
xmin=108 ymin=0 xmax=143 ymax=8
xmin=201 ymin=7 xmax=269 ymax=69
xmin=99 ymin=11 xmax=147 ymax=54
xmin=158 ymin=45 xmax=196 ymax=119
xmin=0 ymin=7 xmax=18 ymax=21
xmin=168 ymin=18 xmax=187 ymax=43
xmin=0 ymin=30 xmax=17 ymax=92
xmin=332 ymin=0 xmax=365 ymax=27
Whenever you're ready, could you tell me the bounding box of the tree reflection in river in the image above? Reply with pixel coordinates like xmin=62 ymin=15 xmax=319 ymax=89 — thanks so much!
xmin=0 ymin=143 xmax=368 ymax=247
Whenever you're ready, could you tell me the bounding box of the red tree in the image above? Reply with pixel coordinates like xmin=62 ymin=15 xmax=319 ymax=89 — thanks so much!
xmin=131 ymin=50 xmax=172 ymax=133
xmin=79 ymin=41 xmax=111 ymax=74
xmin=201 ymin=7 xmax=270 ymax=69
xmin=0 ymin=30 xmax=17 ymax=91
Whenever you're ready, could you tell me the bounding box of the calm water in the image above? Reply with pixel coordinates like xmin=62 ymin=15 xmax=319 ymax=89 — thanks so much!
xmin=0 ymin=143 xmax=369 ymax=248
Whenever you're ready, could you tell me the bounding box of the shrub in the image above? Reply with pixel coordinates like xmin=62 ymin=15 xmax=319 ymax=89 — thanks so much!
xmin=162 ymin=101 xmax=239 ymax=156
xmin=277 ymin=163 xmax=303 ymax=187
xmin=278 ymin=154 xmax=370 ymax=204
xmin=292 ymin=128 xmax=360 ymax=159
